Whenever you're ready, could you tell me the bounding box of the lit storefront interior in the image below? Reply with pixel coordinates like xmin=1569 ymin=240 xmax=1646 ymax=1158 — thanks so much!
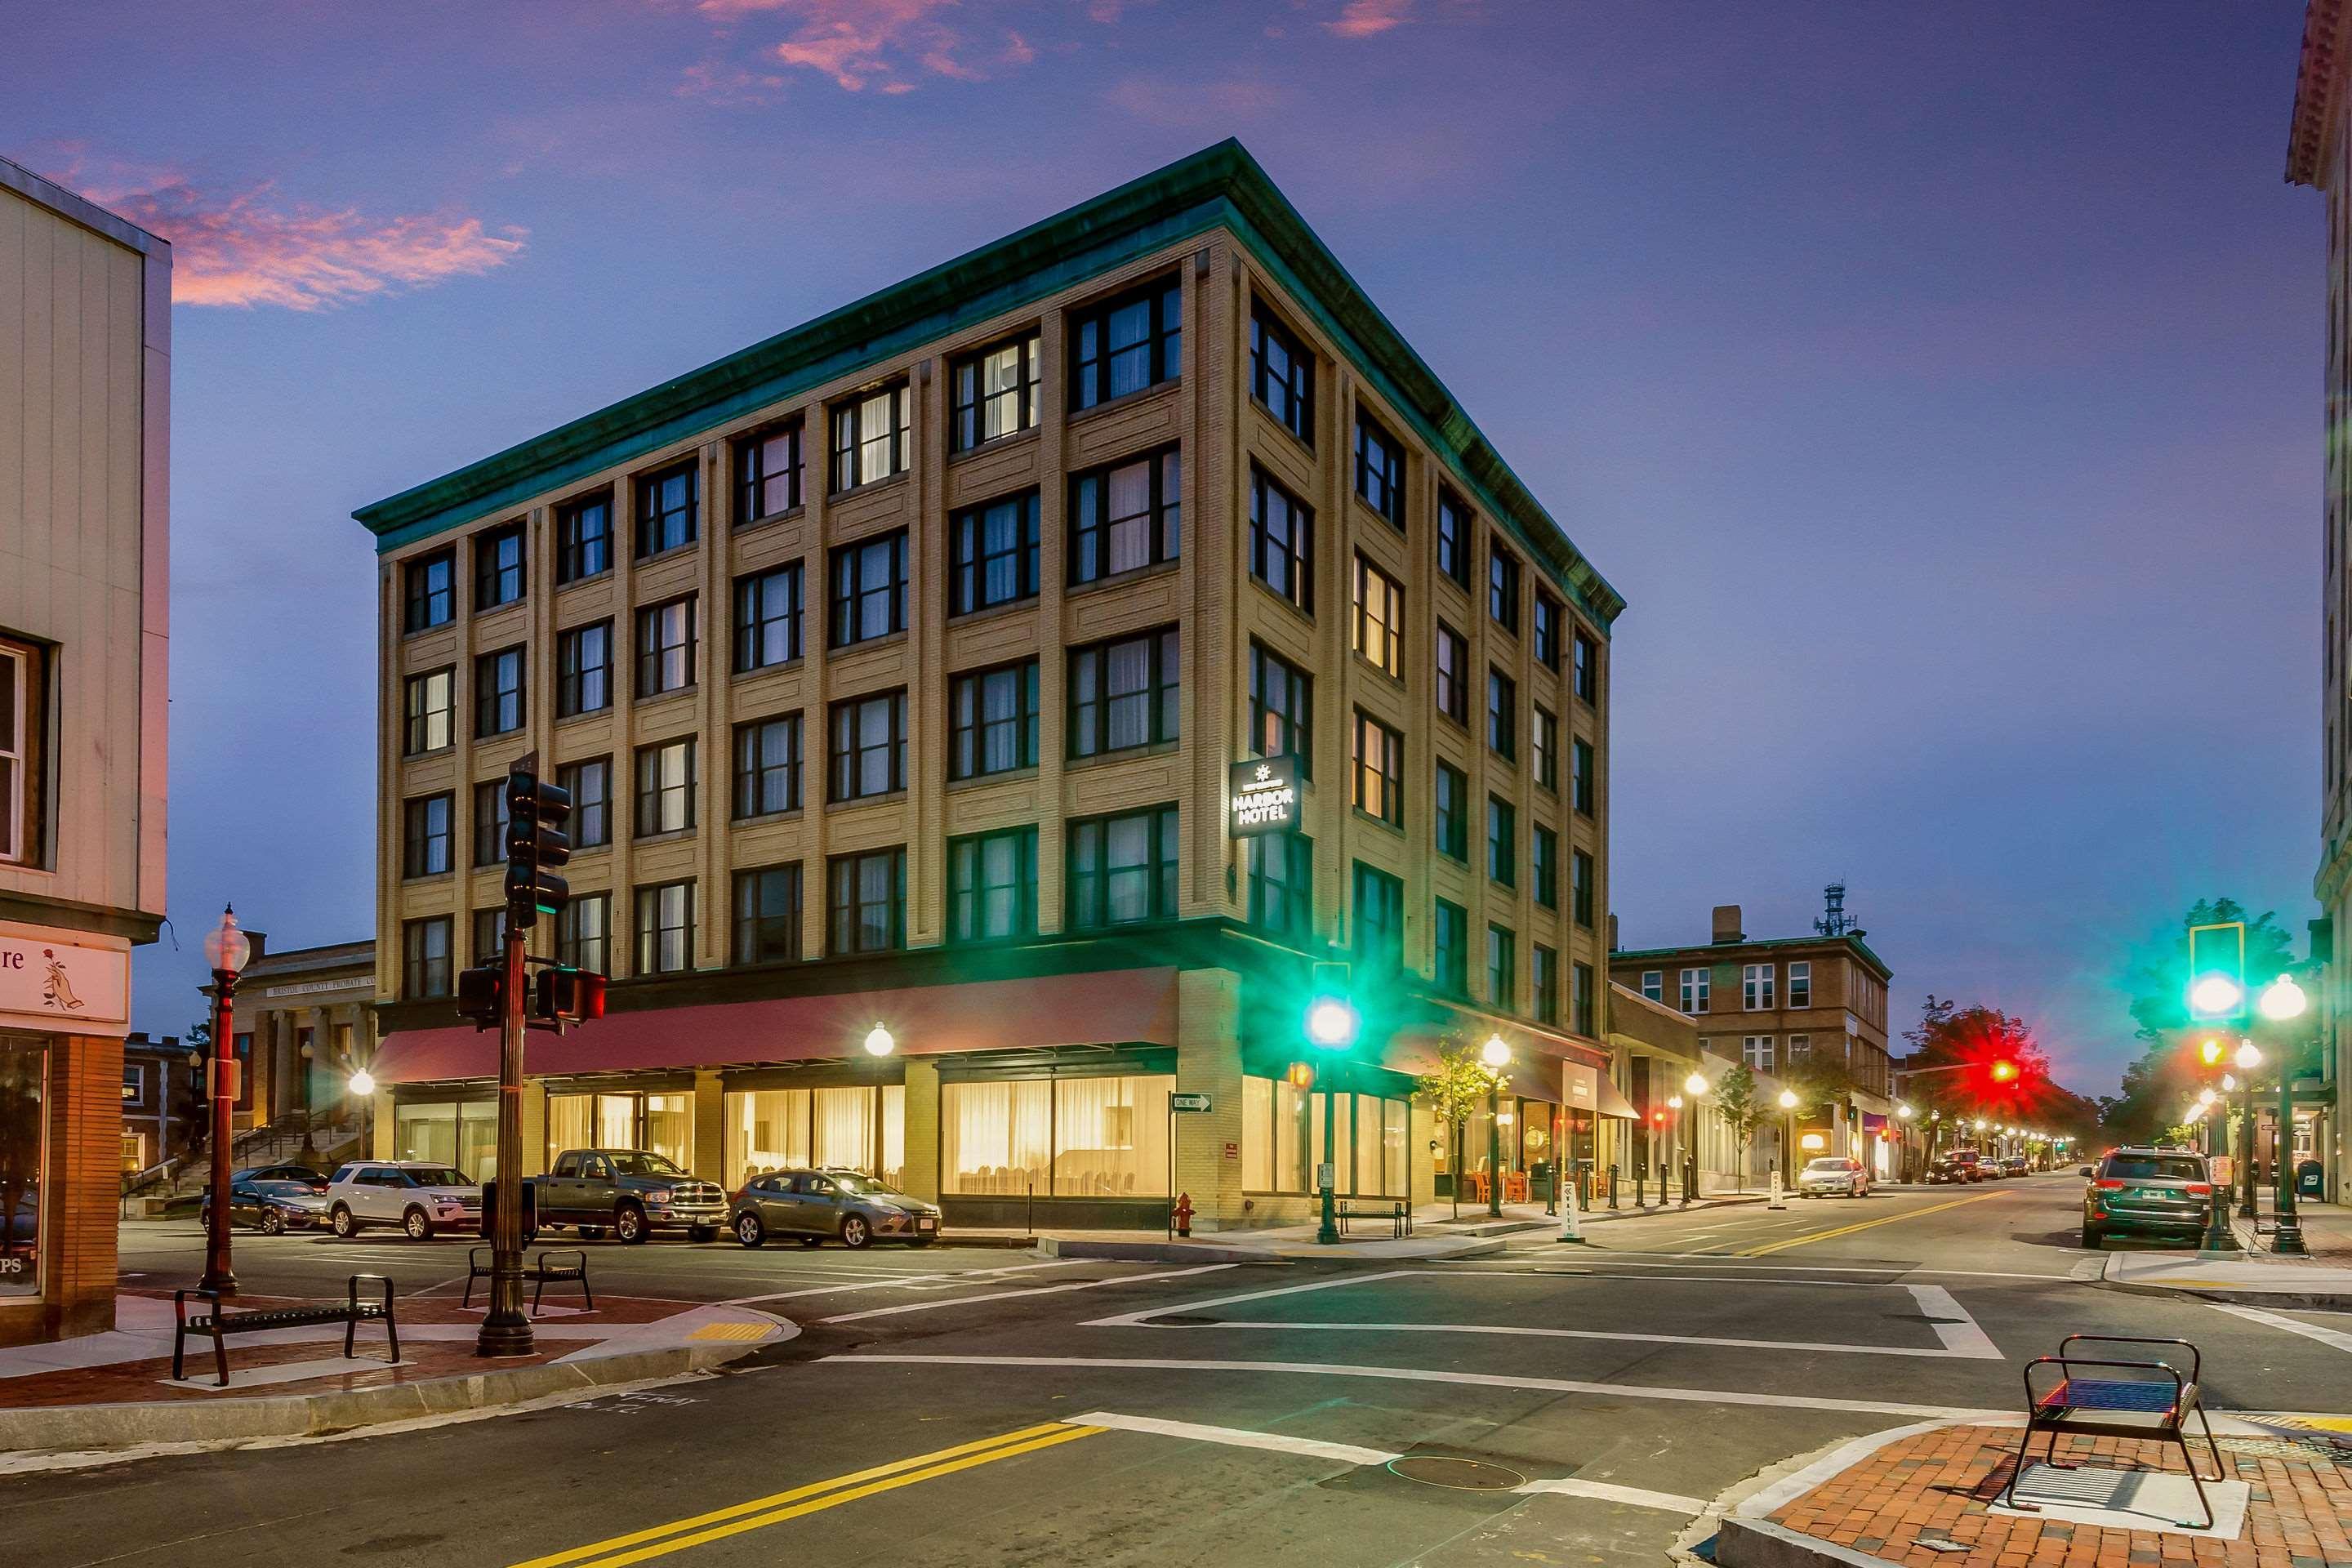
xmin=725 ymin=1081 xmax=903 ymax=1189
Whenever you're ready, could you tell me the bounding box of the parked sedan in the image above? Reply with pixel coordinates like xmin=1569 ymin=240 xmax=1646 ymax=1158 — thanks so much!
xmin=1797 ymin=1156 xmax=1871 ymax=1198
xmin=238 ymin=1162 xmax=329 ymax=1192
xmin=731 ymin=1169 xmax=942 ymax=1250
xmin=200 ymin=1177 xmax=330 ymax=1235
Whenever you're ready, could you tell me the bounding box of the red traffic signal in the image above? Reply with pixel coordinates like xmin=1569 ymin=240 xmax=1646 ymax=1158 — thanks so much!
xmin=1989 ymin=1059 xmax=2020 ymax=1084
xmin=457 ymin=964 xmax=503 ymax=1030
xmin=535 ymin=966 xmax=605 ymax=1025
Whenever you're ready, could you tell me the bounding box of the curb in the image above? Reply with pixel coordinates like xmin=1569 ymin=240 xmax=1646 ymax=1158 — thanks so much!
xmin=0 ymin=1322 xmax=791 ymax=1457
xmin=1036 ymin=1236 xmax=1506 ymax=1264
xmin=1715 ymin=1517 xmax=1904 ymax=1568
xmin=2096 ymin=1252 xmax=2352 ymax=1312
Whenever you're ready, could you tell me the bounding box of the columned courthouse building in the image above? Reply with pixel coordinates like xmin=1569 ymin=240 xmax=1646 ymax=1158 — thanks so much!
xmin=356 ymin=142 xmax=1624 ymax=1230
xmin=0 ymin=158 xmax=171 ymax=1343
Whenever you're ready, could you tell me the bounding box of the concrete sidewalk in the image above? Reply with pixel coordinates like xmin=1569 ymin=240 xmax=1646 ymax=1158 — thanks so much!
xmin=2102 ymin=1249 xmax=2352 ymax=1309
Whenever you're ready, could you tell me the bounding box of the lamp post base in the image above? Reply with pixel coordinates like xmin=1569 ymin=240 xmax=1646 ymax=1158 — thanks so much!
xmin=475 ymin=1312 xmax=536 ymax=1357
xmin=2272 ymin=1217 xmax=2309 ymax=1256
xmin=2199 ymin=1204 xmax=2240 ymax=1254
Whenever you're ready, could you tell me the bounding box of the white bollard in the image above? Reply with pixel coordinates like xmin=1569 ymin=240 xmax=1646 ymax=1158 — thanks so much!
xmin=1557 ymin=1172 xmax=1587 ymax=1243
xmin=1768 ymin=1168 xmax=1787 ymax=1210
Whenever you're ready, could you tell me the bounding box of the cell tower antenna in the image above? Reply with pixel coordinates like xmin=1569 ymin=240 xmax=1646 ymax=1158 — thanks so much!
xmin=1815 ymin=882 xmax=1863 ymax=939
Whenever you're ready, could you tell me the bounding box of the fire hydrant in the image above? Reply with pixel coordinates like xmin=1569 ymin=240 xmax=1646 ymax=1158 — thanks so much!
xmin=1174 ymin=1192 xmax=1195 ymax=1238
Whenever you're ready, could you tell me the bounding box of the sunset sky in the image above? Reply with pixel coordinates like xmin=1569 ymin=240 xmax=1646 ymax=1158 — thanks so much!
xmin=2 ymin=1 xmax=2320 ymax=1095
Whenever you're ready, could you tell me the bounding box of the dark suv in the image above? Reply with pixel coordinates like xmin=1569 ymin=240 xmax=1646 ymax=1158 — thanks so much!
xmin=2081 ymin=1147 xmax=2214 ymax=1249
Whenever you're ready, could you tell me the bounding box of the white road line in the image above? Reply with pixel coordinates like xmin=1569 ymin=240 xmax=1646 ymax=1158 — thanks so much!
xmin=1513 ymin=1477 xmax=1708 ymax=1514
xmin=822 ymin=1353 xmax=2012 ymax=1421
xmin=1491 ymin=1258 xmax=2075 ymax=1281
xmin=2210 ymin=1303 xmax=2352 ymax=1353
xmin=1911 ymin=1284 xmax=2001 ymax=1359
xmin=1137 ymin=1318 xmax=1988 ymax=1359
xmin=722 ymin=1258 xmax=1085 ymax=1307
xmin=1070 ymin=1410 xmax=1400 ymax=1467
xmin=1081 ymin=1269 xmax=1418 ymax=1328
xmin=819 ymin=1263 xmax=1234 ymax=1323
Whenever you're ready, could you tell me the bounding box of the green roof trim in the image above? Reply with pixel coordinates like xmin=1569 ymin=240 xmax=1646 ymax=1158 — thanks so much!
xmin=353 ymin=140 xmax=1624 ymax=626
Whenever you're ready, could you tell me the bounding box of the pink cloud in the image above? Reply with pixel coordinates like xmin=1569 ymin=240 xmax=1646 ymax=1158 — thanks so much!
xmin=1326 ymin=0 xmax=1411 ymax=37
xmin=676 ymin=57 xmax=787 ymax=102
xmin=1103 ymin=73 xmax=1281 ymax=131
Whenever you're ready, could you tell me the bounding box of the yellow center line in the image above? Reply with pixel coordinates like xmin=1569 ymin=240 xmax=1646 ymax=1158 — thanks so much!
xmin=510 ymin=1421 xmax=1094 ymax=1568
xmin=1735 ymin=1192 xmax=2007 ymax=1258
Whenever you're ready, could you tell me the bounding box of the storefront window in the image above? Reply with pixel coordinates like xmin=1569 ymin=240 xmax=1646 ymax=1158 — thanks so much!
xmin=727 ymin=1088 xmax=812 ymax=1185
xmin=1242 ymin=1076 xmax=1272 ymax=1191
xmin=394 ymin=1100 xmax=498 ymax=1181
xmin=1253 ymin=1079 xmax=1408 ymax=1196
xmin=645 ymin=1094 xmax=692 ymax=1169
xmin=0 ymin=1036 xmax=43 ymax=1298
xmin=1054 ymin=1076 xmax=1172 ymax=1198
xmin=546 ymin=1090 xmax=688 ymax=1174
xmin=723 ymin=1085 xmax=902 ymax=1187
xmin=944 ymin=1080 xmax=1049 ymax=1195
xmin=813 ymin=1085 xmax=871 ymax=1170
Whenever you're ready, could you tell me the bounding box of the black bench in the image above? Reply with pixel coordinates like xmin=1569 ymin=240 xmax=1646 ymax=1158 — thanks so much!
xmin=172 ymin=1275 xmax=399 ymax=1388
xmin=464 ymin=1247 xmax=594 ymax=1315
xmin=1335 ymin=1200 xmax=1412 ymax=1239
xmin=1999 ymin=1334 xmax=2225 ymax=1529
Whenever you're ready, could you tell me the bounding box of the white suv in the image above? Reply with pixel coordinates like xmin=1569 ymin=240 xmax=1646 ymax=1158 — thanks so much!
xmin=327 ymin=1160 xmax=482 ymax=1240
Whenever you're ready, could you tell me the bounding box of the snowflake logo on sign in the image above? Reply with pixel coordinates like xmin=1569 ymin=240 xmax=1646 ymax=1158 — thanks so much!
xmin=1254 ymin=764 xmax=1272 ymax=783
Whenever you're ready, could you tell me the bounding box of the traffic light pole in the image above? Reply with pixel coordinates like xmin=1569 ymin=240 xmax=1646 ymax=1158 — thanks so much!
xmin=1317 ymin=1068 xmax=1339 ymax=1245
xmin=477 ymin=916 xmax=533 ymax=1357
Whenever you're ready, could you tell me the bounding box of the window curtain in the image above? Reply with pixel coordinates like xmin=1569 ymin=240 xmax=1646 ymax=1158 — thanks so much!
xmin=596 ymin=1094 xmax=635 ymax=1150
xmin=943 ymin=1080 xmax=1050 ymax=1194
xmin=881 ymin=1085 xmax=905 ymax=1186
xmin=813 ymin=1085 xmax=874 ymax=1171
xmin=1274 ymin=1080 xmax=1308 ymax=1192
xmin=724 ymin=1088 xmax=811 ymax=1187
xmin=1242 ymin=1076 xmax=1273 ymax=1191
xmin=1383 ymin=1099 xmax=1408 ymax=1196
xmin=645 ymin=1094 xmax=693 ymax=1169
xmin=546 ymin=1094 xmax=594 ymax=1162
xmin=1054 ymin=1076 xmax=1172 ymax=1198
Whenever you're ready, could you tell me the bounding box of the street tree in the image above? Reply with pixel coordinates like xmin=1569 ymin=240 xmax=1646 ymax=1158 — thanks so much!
xmin=1417 ymin=1037 xmax=1505 ymax=1220
xmin=2105 ymin=898 xmax=2305 ymax=1143
xmin=1712 ymin=1062 xmax=1766 ymax=1193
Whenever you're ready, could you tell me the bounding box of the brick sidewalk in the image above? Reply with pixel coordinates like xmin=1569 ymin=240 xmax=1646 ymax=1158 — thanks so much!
xmin=1755 ymin=1423 xmax=2352 ymax=1568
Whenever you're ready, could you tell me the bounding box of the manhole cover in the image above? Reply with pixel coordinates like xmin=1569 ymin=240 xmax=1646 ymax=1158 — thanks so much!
xmin=1387 ymin=1456 xmax=1526 ymax=1491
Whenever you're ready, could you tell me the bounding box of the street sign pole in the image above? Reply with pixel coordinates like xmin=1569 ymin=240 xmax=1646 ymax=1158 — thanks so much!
xmin=477 ymin=912 xmax=533 ymax=1358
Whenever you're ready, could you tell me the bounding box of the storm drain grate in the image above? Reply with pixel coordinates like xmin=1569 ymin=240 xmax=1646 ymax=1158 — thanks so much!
xmin=1387 ymin=1456 xmax=1526 ymax=1491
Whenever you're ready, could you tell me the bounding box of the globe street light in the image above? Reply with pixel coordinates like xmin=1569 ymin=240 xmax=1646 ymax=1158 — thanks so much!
xmin=199 ymin=905 xmax=252 ymax=1297
xmin=2258 ymin=976 xmax=2307 ymax=1022
xmin=1677 ymin=1073 xmax=1708 ymax=1205
xmin=864 ymin=1022 xmax=897 ymax=1058
xmin=2233 ymin=1040 xmax=2262 ymax=1220
xmin=1481 ymin=1036 xmax=1511 ymax=1217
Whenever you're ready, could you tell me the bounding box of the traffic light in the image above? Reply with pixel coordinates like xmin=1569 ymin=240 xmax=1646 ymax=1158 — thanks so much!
xmin=2185 ymin=920 xmax=2246 ymax=1022
xmin=1989 ymin=1059 xmax=2019 ymax=1085
xmin=456 ymin=964 xmax=503 ymax=1029
xmin=535 ymin=965 xmax=605 ymax=1026
xmin=505 ymin=762 xmax=572 ymax=930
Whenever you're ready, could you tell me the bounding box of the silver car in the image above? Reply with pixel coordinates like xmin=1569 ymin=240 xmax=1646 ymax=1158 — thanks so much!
xmin=731 ymin=1168 xmax=941 ymax=1250
xmin=1797 ymin=1156 xmax=1871 ymax=1198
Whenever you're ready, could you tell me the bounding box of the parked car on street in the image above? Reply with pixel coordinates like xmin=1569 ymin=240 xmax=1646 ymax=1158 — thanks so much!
xmin=1999 ymin=1155 xmax=2029 ymax=1178
xmin=1928 ymin=1150 xmax=1983 ymax=1184
xmin=534 ymin=1149 xmax=728 ymax=1243
xmin=237 ymin=1162 xmax=329 ymax=1192
xmin=1797 ymin=1156 xmax=1871 ymax=1198
xmin=200 ymin=1175 xmax=330 ymax=1234
xmin=2080 ymin=1146 xmax=2214 ymax=1249
xmin=731 ymin=1168 xmax=942 ymax=1250
xmin=326 ymin=1160 xmax=481 ymax=1240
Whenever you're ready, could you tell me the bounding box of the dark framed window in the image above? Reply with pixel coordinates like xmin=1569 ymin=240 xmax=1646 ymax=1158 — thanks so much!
xmin=733 ymin=564 xmax=804 ymax=673
xmin=1436 ymin=622 xmax=1468 ymax=724
xmin=634 ymin=738 xmax=697 ymax=837
xmin=951 ymin=333 xmax=1042 ymax=450
xmin=1246 ymin=643 xmax=1312 ymax=777
xmin=1572 ymin=738 xmax=1596 ymax=817
xmin=947 ymin=827 xmax=1037 ymax=944
xmin=403 ymin=793 xmax=452 ymax=878
xmin=1434 ymin=762 xmax=1468 ymax=861
xmin=635 ymin=461 xmax=698 ymax=558
xmin=558 ymin=757 xmax=611 ymax=849
xmin=950 ymin=491 xmax=1040 ymax=615
xmin=1533 ymin=944 xmax=1560 ymax=1026
xmin=830 ymin=529 xmax=907 ymax=647
xmin=1574 ymin=631 xmax=1598 ymax=704
xmin=1488 ymin=538 xmax=1521 ymax=632
xmin=1249 ymin=831 xmax=1312 ymax=936
xmin=472 ymin=906 xmax=507 ymax=967
xmin=1532 ymin=706 xmax=1557 ymax=791
xmin=1487 ymin=668 xmax=1517 ymax=759
xmin=1070 ymin=448 xmax=1180 ymax=584
xmin=950 ymin=661 xmax=1039 ymax=780
xmin=557 ymin=893 xmax=610 ymax=975
xmin=1571 ymin=848 xmax=1596 ymax=929
xmin=1437 ymin=490 xmax=1472 ymax=587
xmin=474 ymin=646 xmax=525 ymax=737
xmin=831 ymin=382 xmax=912 ymax=490
xmin=1067 ymin=804 xmax=1179 ymax=929
xmin=1352 ymin=709 xmax=1403 ymax=827
xmin=474 ymin=521 xmax=526 ymax=610
xmin=829 ymin=688 xmax=907 ymax=800
xmin=733 ymin=715 xmax=804 ymax=818
xmin=1070 ymin=276 xmax=1180 ymax=411
xmin=733 ymin=863 xmax=804 ymax=964
xmin=403 ymin=667 xmax=454 ymax=755
xmin=635 ymin=595 xmax=697 ymax=698
xmin=1574 ymin=961 xmax=1597 ymax=1036
xmin=1248 ymin=466 xmax=1313 ymax=612
xmin=1487 ymin=924 xmax=1515 ymax=1012
xmin=635 ymin=881 xmax=697 ymax=975
xmin=736 ymin=422 xmax=804 ymax=524
xmin=1250 ymin=306 xmax=1313 ymax=441
xmin=1533 ymin=593 xmax=1562 ymax=670
xmin=1353 ymin=412 xmax=1404 ymax=526
xmin=1352 ymin=862 xmax=1405 ymax=969
xmin=1487 ymin=795 xmax=1516 ymax=888
xmin=1533 ymin=825 xmax=1558 ymax=909
xmin=556 ymin=621 xmax=612 ymax=718
xmin=1433 ymin=899 xmax=1469 ymax=997
xmin=555 ymin=493 xmax=611 ymax=584
xmin=472 ymin=779 xmax=509 ymax=868
xmin=402 ymin=917 xmax=452 ymax=1000
xmin=827 ymin=847 xmax=906 ymax=955
xmin=1068 ymin=627 xmax=1180 ymax=758
xmin=403 ymin=549 xmax=455 ymax=632
xmin=1353 ymin=555 xmax=1404 ymax=678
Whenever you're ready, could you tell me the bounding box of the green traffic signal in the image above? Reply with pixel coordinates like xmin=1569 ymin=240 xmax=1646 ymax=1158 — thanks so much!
xmin=1304 ymin=996 xmax=1359 ymax=1049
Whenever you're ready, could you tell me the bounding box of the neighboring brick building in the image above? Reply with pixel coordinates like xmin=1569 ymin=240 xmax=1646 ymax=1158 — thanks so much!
xmin=0 ymin=158 xmax=171 ymax=1344
xmin=354 ymin=141 xmax=1626 ymax=1230
xmin=118 ymin=1033 xmax=195 ymax=1174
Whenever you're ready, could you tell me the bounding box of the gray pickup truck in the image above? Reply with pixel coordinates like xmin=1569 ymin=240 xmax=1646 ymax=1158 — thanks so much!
xmin=534 ymin=1149 xmax=728 ymax=1243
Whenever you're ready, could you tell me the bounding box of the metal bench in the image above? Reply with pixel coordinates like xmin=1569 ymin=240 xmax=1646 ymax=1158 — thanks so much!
xmin=464 ymin=1247 xmax=594 ymax=1315
xmin=1335 ymin=1200 xmax=1411 ymax=1239
xmin=172 ymin=1274 xmax=399 ymax=1388
xmin=2000 ymin=1334 xmax=2225 ymax=1529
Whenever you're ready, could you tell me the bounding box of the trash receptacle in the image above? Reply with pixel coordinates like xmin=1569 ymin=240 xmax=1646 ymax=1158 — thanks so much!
xmin=2297 ymin=1159 xmax=2325 ymax=1199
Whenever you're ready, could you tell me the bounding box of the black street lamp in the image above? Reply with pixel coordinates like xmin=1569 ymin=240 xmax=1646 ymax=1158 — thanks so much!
xmin=2233 ymin=1040 xmax=2261 ymax=1223
xmin=2256 ymin=977 xmax=2310 ymax=1256
xmin=198 ymin=906 xmax=251 ymax=1298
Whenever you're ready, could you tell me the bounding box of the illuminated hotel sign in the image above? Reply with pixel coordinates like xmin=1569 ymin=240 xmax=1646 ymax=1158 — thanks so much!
xmin=1227 ymin=756 xmax=1299 ymax=838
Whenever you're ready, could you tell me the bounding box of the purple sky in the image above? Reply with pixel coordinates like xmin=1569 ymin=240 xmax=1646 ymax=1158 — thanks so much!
xmin=2 ymin=2 xmax=2319 ymax=1096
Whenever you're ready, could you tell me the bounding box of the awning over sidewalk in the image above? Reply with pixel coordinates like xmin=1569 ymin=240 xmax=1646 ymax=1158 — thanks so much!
xmin=1563 ymin=1060 xmax=1640 ymax=1120
xmin=372 ymin=967 xmax=1182 ymax=1085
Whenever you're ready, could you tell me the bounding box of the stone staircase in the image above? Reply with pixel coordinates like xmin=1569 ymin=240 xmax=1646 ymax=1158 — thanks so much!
xmin=122 ymin=1111 xmax=364 ymax=1215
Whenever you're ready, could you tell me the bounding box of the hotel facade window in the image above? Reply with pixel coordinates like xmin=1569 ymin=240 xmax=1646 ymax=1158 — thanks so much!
xmin=1574 ymin=630 xmax=1598 ymax=703
xmin=1679 ymin=967 xmax=1709 ymax=1014
xmin=1436 ymin=622 xmax=1468 ymax=724
xmin=472 ymin=906 xmax=508 ymax=965
xmin=1742 ymin=1035 xmax=1774 ymax=1072
xmin=557 ymin=892 xmax=609 ymax=974
xmin=944 ymin=1075 xmax=1174 ymax=1199
xmin=635 ymin=881 xmax=697 ymax=974
xmin=1070 ymin=276 xmax=1180 ymax=410
xmin=1069 ymin=448 xmax=1180 ymax=583
xmin=831 ymin=381 xmax=912 ymax=491
xmin=1246 ymin=643 xmax=1312 ymax=773
xmin=474 ymin=521 xmax=525 ymax=610
xmin=1532 ymin=706 xmax=1557 ymax=791
xmin=403 ymin=917 xmax=452 ymax=999
xmin=472 ymin=779 xmax=508 ymax=867
xmin=1248 ymin=466 xmax=1313 ymax=612
xmin=734 ymin=564 xmax=804 ymax=672
xmin=635 ymin=461 xmax=698 ymax=558
xmin=403 ymin=548 xmax=454 ymax=632
xmin=1353 ymin=862 xmax=1405 ymax=969
xmin=950 ymin=661 xmax=1040 ymax=779
xmin=829 ymin=847 xmax=906 ymax=954
xmin=1532 ymin=824 xmax=1557 ymax=907
xmin=1743 ymin=963 xmax=1775 ymax=1010
xmin=556 ymin=621 xmax=611 ymax=718
xmin=947 ymin=826 xmax=1037 ymax=943
xmin=736 ymin=421 xmax=803 ymax=524
xmin=1068 ymin=628 xmax=1179 ymax=757
xmin=403 ymin=666 xmax=454 ymax=755
xmin=555 ymin=492 xmax=611 ymax=583
xmin=1437 ymin=489 xmax=1472 ymax=586
xmin=1434 ymin=761 xmax=1468 ymax=861
xmin=1352 ymin=555 xmax=1404 ymax=678
xmin=1248 ymin=830 xmax=1311 ymax=936
xmin=403 ymin=793 xmax=452 ymax=879
xmin=1532 ymin=944 xmax=1561 ymax=1025
xmin=558 ymin=757 xmax=610 ymax=848
xmin=1433 ymin=899 xmax=1469 ymax=996
xmin=1788 ymin=961 xmax=1811 ymax=1009
xmin=830 ymin=689 xmax=908 ymax=800
xmin=831 ymin=529 xmax=908 ymax=647
xmin=1487 ymin=668 xmax=1516 ymax=759
xmin=950 ymin=491 xmax=1040 ymax=615
xmin=733 ymin=863 xmax=803 ymax=964
xmin=635 ymin=738 xmax=697 ymax=836
xmin=1352 ymin=709 xmax=1403 ymax=827
xmin=733 ymin=715 xmax=804 ymax=818
xmin=1489 ymin=539 xmax=1521 ymax=632
xmin=1487 ymin=924 xmax=1515 ymax=1011
xmin=1572 ymin=737 xmax=1595 ymax=816
xmin=951 ymin=333 xmax=1041 ymax=450
xmin=1533 ymin=592 xmax=1562 ymax=669
xmin=1250 ymin=306 xmax=1313 ymax=441
xmin=474 ymin=646 xmax=526 ymax=737
xmin=635 ymin=596 xmax=697 ymax=697
xmin=1486 ymin=795 xmax=1515 ymax=887
xmin=1573 ymin=962 xmax=1597 ymax=1036
xmin=1353 ymin=412 xmax=1404 ymax=526
xmin=1067 ymin=804 xmax=1179 ymax=929
xmin=1571 ymin=848 xmax=1594 ymax=928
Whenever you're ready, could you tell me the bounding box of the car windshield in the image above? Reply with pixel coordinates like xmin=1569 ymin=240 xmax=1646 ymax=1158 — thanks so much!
xmin=253 ymin=1181 xmax=316 ymax=1197
xmin=2104 ymin=1155 xmax=2204 ymax=1183
xmin=608 ymin=1152 xmax=686 ymax=1178
xmin=1804 ymin=1158 xmax=1849 ymax=1172
xmin=829 ymin=1174 xmax=902 ymax=1197
xmin=402 ymin=1167 xmax=470 ymax=1187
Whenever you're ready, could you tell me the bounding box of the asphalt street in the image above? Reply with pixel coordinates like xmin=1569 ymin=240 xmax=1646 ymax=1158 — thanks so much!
xmin=9 ymin=1175 xmax=2350 ymax=1567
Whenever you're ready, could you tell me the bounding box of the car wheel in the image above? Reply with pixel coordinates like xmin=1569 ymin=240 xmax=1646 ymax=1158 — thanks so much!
xmin=261 ymin=1209 xmax=285 ymax=1236
xmin=734 ymin=1213 xmax=765 ymax=1249
xmin=688 ymin=1225 xmax=717 ymax=1244
xmin=331 ymin=1204 xmax=358 ymax=1238
xmin=840 ymin=1214 xmax=872 ymax=1250
xmin=579 ymin=1226 xmax=606 ymax=1240
xmin=2081 ymin=1221 xmax=2105 ymax=1249
xmin=403 ymin=1206 xmax=433 ymax=1241
xmin=799 ymin=1235 xmax=822 ymax=1249
xmin=614 ymin=1204 xmax=648 ymax=1244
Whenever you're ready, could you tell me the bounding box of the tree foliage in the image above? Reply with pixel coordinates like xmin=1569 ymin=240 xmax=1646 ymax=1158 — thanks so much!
xmin=1711 ymin=1062 xmax=1767 ymax=1191
xmin=2104 ymin=898 xmax=2310 ymax=1143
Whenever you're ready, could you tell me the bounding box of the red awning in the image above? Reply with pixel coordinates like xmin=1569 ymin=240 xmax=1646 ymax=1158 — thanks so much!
xmin=372 ymin=967 xmax=1182 ymax=1085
